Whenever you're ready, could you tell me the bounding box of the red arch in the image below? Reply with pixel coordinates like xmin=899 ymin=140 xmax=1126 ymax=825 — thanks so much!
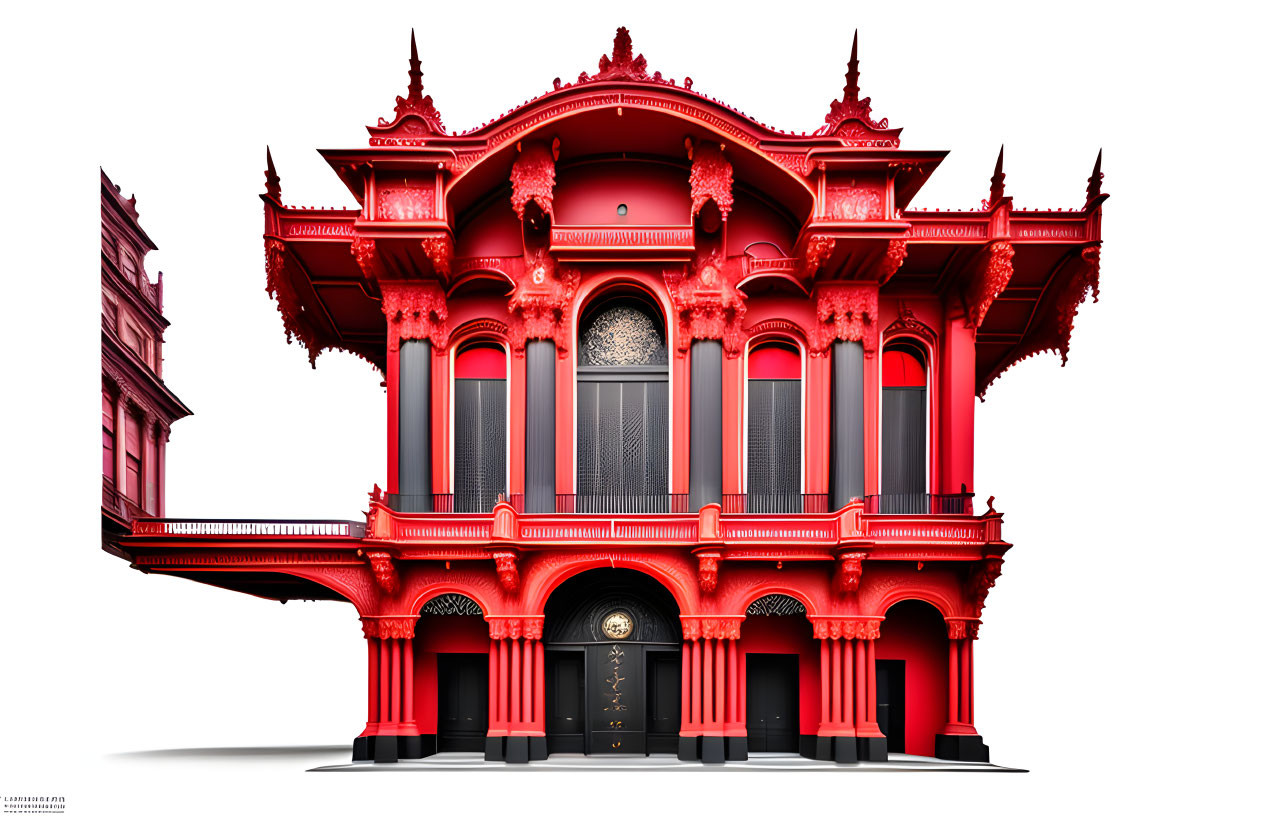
xmin=408 ymin=583 xmax=498 ymax=618
xmin=522 ymin=554 xmax=697 ymax=616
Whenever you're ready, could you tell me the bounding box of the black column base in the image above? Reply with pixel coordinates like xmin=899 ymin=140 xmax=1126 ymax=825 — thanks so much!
xmin=799 ymin=735 xmax=821 ymax=760
xmin=725 ymin=736 xmax=748 ymax=761
xmin=505 ymin=736 xmax=531 ymax=764
xmin=352 ymin=736 xmax=370 ymax=762
xmin=677 ymin=735 xmax=699 ymax=761
xmin=529 ymin=736 xmax=548 ymax=761
xmin=801 ymin=736 xmax=859 ymax=763
xmin=367 ymin=735 xmax=399 ymax=763
xmin=700 ymin=735 xmax=725 ymax=764
xmin=484 ymin=736 xmax=505 ymax=762
xmin=857 ymin=736 xmax=888 ymax=762
xmin=935 ymin=734 xmax=990 ymax=763
xmin=398 ymin=734 xmax=435 ymax=760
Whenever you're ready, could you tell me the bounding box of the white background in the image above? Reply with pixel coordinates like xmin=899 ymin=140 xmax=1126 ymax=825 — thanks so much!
xmin=2 ymin=0 xmax=1262 ymax=825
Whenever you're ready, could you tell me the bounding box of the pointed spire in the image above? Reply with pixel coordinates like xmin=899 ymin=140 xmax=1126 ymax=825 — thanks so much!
xmin=406 ymin=28 xmax=423 ymax=101
xmin=988 ymin=145 xmax=1006 ymax=208
xmin=843 ymin=30 xmax=861 ymax=103
xmin=264 ymin=146 xmax=282 ymax=201
xmin=1085 ymin=149 xmax=1104 ymax=206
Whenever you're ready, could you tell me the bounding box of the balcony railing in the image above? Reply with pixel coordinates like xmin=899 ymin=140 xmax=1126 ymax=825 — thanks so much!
xmin=722 ymin=493 xmax=830 ymax=514
xmin=505 ymin=493 xmax=693 ymax=514
xmin=864 ymin=493 xmax=973 ymax=516
xmin=131 ymin=518 xmax=366 ymax=538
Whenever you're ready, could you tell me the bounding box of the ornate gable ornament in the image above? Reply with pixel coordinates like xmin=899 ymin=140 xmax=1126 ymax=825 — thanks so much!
xmin=885 ymin=301 xmax=935 ymax=342
xmin=368 ymin=30 xmax=446 ymax=146
xmin=815 ymin=32 xmax=902 ymax=148
xmin=577 ymin=27 xmax=668 ymax=85
xmin=664 ymin=248 xmax=747 ymax=357
xmin=507 ymin=247 xmax=581 ymax=355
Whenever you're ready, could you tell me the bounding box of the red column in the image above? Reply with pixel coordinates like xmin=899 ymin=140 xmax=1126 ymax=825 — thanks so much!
xmin=366 ymin=637 xmax=380 ymax=731
xmin=942 ymin=630 xmax=979 ymax=736
xmin=843 ymin=639 xmax=854 ymax=729
xmin=534 ymin=640 xmax=546 ymax=732
xmin=510 ymin=638 xmax=521 ymax=730
xmin=488 ymin=639 xmax=501 ymax=734
xmin=963 ymin=638 xmax=974 ymax=726
xmin=726 ymin=639 xmax=738 ymax=728
xmin=521 ymin=638 xmax=533 ymax=734
xmin=691 ymin=637 xmax=702 ymax=730
xmin=866 ymin=640 xmax=877 ymax=726
xmin=390 ymin=639 xmax=402 ymax=724
xmin=948 ymin=638 xmax=961 ymax=725
xmin=498 ymin=639 xmax=509 ymax=727
xmin=702 ymin=638 xmax=714 ymax=729
xmin=681 ymin=640 xmax=694 ymax=734
xmin=819 ymin=639 xmax=830 ymax=727
xmin=714 ymin=637 xmax=725 ymax=730
xmin=402 ymin=638 xmax=414 ymax=726
xmin=830 ymin=639 xmax=843 ymax=726
xmin=378 ymin=638 xmax=391 ymax=725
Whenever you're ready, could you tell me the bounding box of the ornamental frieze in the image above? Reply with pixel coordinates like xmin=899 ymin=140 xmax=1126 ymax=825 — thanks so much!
xmin=811 ymin=617 xmax=882 ymax=640
xmin=487 ymin=616 xmax=545 ymax=640
xmin=825 ymin=183 xmax=883 ymax=221
xmin=680 ymin=617 xmax=743 ymax=640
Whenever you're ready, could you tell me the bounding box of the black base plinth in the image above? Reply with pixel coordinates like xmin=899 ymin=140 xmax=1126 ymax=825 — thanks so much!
xmin=677 ymin=735 xmax=699 ymax=761
xmin=857 ymin=736 xmax=888 ymax=762
xmin=799 ymin=735 xmax=819 ymax=759
xmin=829 ymin=736 xmax=859 ymax=764
xmin=352 ymin=736 xmax=369 ymax=762
xmin=398 ymin=735 xmax=435 ymax=760
xmin=366 ymin=735 xmax=399 ymax=763
xmin=529 ymin=736 xmax=548 ymax=761
xmin=484 ymin=736 xmax=505 ymax=762
xmin=700 ymin=736 xmax=725 ymax=764
xmin=725 ymin=736 xmax=748 ymax=761
xmin=505 ymin=736 xmax=531 ymax=764
xmin=935 ymin=734 xmax=990 ymax=763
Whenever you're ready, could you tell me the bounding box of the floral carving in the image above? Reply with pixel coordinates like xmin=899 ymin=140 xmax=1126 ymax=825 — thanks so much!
xmin=810 ymin=284 xmax=878 ymax=356
xmin=576 ymin=27 xmax=667 ymax=85
xmin=801 ymin=235 xmax=836 ymax=279
xmin=494 ymin=550 xmax=519 ymax=593
xmin=687 ymin=139 xmax=733 ymax=220
xmin=362 ymin=550 xmax=399 ymax=595
xmin=811 ymin=618 xmax=881 ymax=640
xmin=510 ymin=141 xmax=557 ymax=220
xmin=966 ymin=557 xmax=1004 ymax=617
xmin=420 ymin=236 xmax=452 ymax=279
xmin=947 ymin=619 xmax=982 ymax=640
xmin=664 ymin=250 xmax=747 ymax=357
xmin=375 ymin=616 xmax=418 ymax=639
xmin=878 ymin=239 xmax=908 ymax=284
xmin=697 ymin=553 xmax=720 ymax=593
xmin=368 ymin=31 xmax=446 ymax=145
xmin=381 ymin=281 xmax=449 ymax=353
xmin=826 ymin=184 xmax=882 ymax=221
xmin=680 ymin=617 xmax=742 ymax=640
xmin=966 ymin=241 xmax=1015 ymax=329
xmin=507 ymin=248 xmax=580 ymax=355
xmin=376 ymin=185 xmax=434 ymax=221
xmin=839 ymin=552 xmax=866 ymax=593
xmin=351 ymin=235 xmax=378 ymax=279
xmin=884 ymin=301 xmax=935 ymax=341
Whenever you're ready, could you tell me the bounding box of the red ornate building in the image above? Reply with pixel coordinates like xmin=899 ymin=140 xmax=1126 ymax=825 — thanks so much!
xmin=112 ymin=29 xmax=1106 ymax=765
xmin=102 ymin=170 xmax=191 ymax=550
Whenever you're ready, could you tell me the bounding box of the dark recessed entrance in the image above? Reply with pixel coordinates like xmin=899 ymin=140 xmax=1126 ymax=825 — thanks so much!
xmin=437 ymin=653 xmax=488 ymax=752
xmin=746 ymin=653 xmax=799 ymax=752
xmin=543 ymin=569 xmax=682 ymax=755
xmin=876 ymin=659 xmax=906 ymax=754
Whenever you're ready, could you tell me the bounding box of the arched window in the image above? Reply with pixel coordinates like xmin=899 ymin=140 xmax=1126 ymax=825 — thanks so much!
xmin=746 ymin=341 xmax=802 ymax=513
xmin=576 ymin=296 xmax=668 ymax=513
xmin=453 ymin=342 xmax=507 ymax=513
xmin=880 ymin=341 xmax=928 ymax=514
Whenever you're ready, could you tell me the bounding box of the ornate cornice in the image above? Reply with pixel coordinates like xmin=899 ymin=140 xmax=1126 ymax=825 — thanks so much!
xmin=380 ymin=281 xmax=449 ymax=354
xmin=265 ymin=237 xmax=323 ymax=367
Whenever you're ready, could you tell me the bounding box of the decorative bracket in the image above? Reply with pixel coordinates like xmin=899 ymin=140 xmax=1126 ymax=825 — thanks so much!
xmin=966 ymin=556 xmax=1004 ymax=617
xmin=663 ymin=250 xmax=747 ymax=357
xmin=964 ymin=241 xmax=1015 ymax=329
xmin=838 ymin=551 xmax=867 ymax=593
xmin=507 ymin=248 xmax=580 ymax=355
xmin=493 ymin=550 xmax=520 ymax=593
xmin=359 ymin=549 xmax=399 ymax=595
xmin=809 ymin=283 xmax=878 ymax=356
xmin=381 ymin=281 xmax=449 ymax=354
xmin=686 ymin=138 xmax=733 ymax=220
xmin=696 ymin=551 xmax=721 ymax=593
xmin=510 ymin=140 xmax=558 ymax=220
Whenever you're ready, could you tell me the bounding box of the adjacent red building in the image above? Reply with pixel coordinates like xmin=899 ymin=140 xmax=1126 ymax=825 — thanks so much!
xmin=112 ymin=29 xmax=1106 ymax=765
xmin=102 ymin=170 xmax=191 ymax=549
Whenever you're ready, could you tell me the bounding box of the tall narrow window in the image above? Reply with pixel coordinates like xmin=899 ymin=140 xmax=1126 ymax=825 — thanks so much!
xmin=453 ymin=343 xmax=507 ymax=513
xmin=125 ymin=411 xmax=143 ymax=506
xmin=880 ymin=343 xmax=928 ymax=514
xmin=747 ymin=342 xmax=802 ymax=513
xmin=102 ymin=391 xmax=116 ymax=482
xmin=576 ymin=298 xmax=668 ymax=513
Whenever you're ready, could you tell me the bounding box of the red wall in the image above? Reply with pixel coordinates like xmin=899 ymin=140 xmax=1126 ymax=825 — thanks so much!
xmin=739 ymin=615 xmax=820 ymax=734
xmin=554 ymin=162 xmax=690 ymax=225
xmin=876 ymin=600 xmax=947 ymax=757
xmin=412 ymin=615 xmax=490 ymax=733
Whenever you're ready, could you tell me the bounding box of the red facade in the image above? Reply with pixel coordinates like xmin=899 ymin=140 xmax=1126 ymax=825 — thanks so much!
xmin=111 ymin=29 xmax=1106 ymax=764
xmin=101 ymin=170 xmax=191 ymax=548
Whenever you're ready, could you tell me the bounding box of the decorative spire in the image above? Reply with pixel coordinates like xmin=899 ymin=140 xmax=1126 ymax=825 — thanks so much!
xmin=988 ymin=145 xmax=1005 ymax=208
xmin=1085 ymin=149 xmax=1104 ymax=207
xmin=817 ymin=30 xmax=901 ymax=147
xmin=843 ymin=30 xmax=860 ymax=104
xmin=368 ymin=29 xmax=445 ymax=143
xmin=264 ymin=146 xmax=282 ymax=201
xmin=577 ymin=26 xmax=665 ymax=85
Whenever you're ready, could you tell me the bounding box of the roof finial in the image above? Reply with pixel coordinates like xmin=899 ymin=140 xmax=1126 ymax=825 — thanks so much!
xmin=988 ymin=145 xmax=1006 ymax=208
xmin=844 ymin=30 xmax=860 ymax=103
xmin=265 ymin=146 xmax=282 ymax=201
xmin=407 ymin=28 xmax=423 ymax=101
xmin=1085 ymin=149 xmax=1103 ymax=206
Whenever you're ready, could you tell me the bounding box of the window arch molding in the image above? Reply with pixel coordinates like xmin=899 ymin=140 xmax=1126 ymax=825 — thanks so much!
xmin=447 ymin=328 xmax=510 ymax=512
xmin=879 ymin=328 xmax=937 ymax=513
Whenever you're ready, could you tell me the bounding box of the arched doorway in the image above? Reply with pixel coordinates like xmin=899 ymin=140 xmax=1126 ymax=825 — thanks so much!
xmin=543 ymin=569 xmax=682 ymax=755
xmin=876 ymin=600 xmax=948 ymax=757
xmin=412 ymin=593 xmax=489 ymax=755
xmin=743 ymin=594 xmax=816 ymax=755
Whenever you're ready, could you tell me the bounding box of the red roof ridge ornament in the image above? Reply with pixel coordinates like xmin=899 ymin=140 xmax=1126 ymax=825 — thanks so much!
xmin=816 ymin=31 xmax=902 ymax=148
xmin=264 ymin=146 xmax=282 ymax=202
xmin=368 ymin=29 xmax=446 ymax=146
xmin=577 ymin=27 xmax=667 ymax=85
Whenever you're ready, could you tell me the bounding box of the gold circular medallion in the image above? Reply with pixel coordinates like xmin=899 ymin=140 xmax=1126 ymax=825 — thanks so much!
xmin=601 ymin=611 xmax=633 ymax=640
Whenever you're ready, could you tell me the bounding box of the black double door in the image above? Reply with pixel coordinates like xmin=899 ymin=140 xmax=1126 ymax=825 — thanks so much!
xmin=437 ymin=653 xmax=488 ymax=752
xmin=746 ymin=654 xmax=799 ymax=752
xmin=546 ymin=645 xmax=680 ymax=755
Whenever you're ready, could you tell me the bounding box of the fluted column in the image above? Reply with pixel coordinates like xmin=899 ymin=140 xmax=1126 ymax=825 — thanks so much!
xmin=936 ymin=620 xmax=990 ymax=762
xmin=679 ymin=617 xmax=743 ymax=763
xmin=811 ymin=617 xmax=885 ymax=763
xmin=353 ymin=616 xmax=423 ymax=763
xmin=485 ymin=617 xmax=546 ymax=763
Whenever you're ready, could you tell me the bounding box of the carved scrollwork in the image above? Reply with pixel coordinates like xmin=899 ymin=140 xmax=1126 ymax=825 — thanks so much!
xmin=687 ymin=139 xmax=733 ymax=220
xmin=507 ymin=248 xmax=580 ymax=355
xmin=680 ymin=616 xmax=742 ymax=640
xmin=966 ymin=557 xmax=1004 ymax=617
xmin=811 ymin=617 xmax=882 ymax=640
xmin=839 ymin=552 xmax=866 ymax=593
xmin=381 ymin=281 xmax=449 ymax=353
xmin=493 ymin=550 xmax=520 ymax=593
xmin=510 ymin=140 xmax=557 ymax=220
xmin=361 ymin=549 xmax=399 ymax=595
xmin=664 ymin=250 xmax=747 ymax=357
xmin=696 ymin=553 xmax=720 ymax=593
xmin=810 ymin=283 xmax=878 ymax=356
xmin=965 ymin=241 xmax=1015 ymax=329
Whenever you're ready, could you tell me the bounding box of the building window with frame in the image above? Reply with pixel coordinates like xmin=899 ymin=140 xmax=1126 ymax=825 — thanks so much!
xmin=125 ymin=410 xmax=143 ymax=506
xmin=880 ymin=341 xmax=929 ymax=514
xmin=103 ymin=391 xmax=116 ymax=482
xmin=120 ymin=249 xmax=140 ymax=286
xmin=746 ymin=341 xmax=802 ymax=513
xmin=453 ymin=342 xmax=507 ymax=513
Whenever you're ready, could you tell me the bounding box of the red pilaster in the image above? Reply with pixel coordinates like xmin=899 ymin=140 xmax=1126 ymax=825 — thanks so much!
xmin=386 ymin=341 xmax=400 ymax=493
xmin=805 ymin=351 xmax=831 ymax=495
xmin=680 ymin=640 xmax=696 ymax=736
xmin=943 ymin=626 xmax=979 ymax=735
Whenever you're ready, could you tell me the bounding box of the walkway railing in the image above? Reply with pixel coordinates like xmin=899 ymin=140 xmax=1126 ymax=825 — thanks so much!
xmin=721 ymin=493 xmax=830 ymax=514
xmin=131 ymin=518 xmax=366 ymax=538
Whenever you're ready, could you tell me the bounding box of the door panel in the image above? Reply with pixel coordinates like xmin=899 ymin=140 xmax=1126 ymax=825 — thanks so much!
xmin=546 ymin=650 xmax=585 ymax=754
xmin=437 ymin=653 xmax=488 ymax=752
xmin=746 ymin=654 xmax=799 ymax=752
xmin=586 ymin=642 xmax=645 ymax=754
xmin=646 ymin=651 xmax=681 ymax=754
xmin=876 ymin=659 xmax=906 ymax=754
